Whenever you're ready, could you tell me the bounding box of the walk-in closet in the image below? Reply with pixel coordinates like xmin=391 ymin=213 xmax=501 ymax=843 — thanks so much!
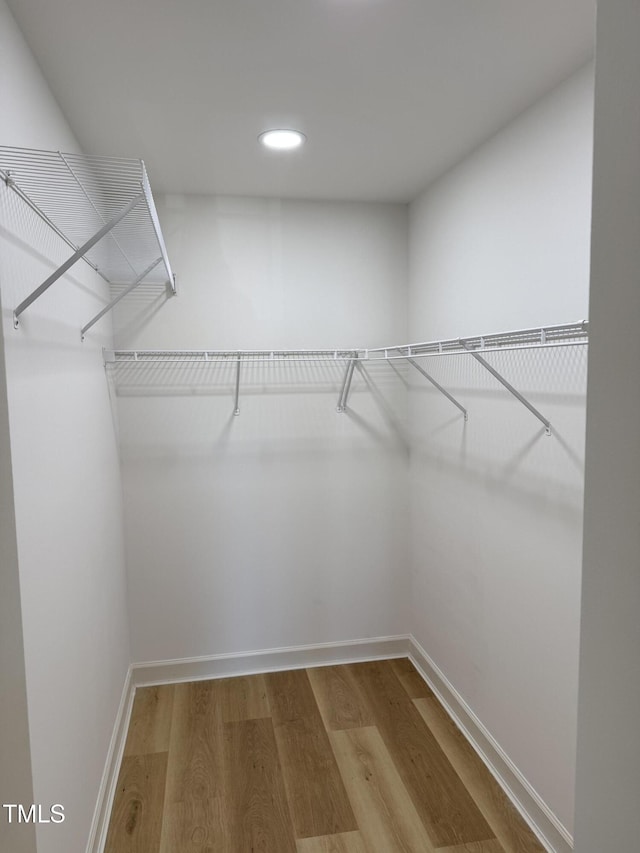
xmin=1 ymin=2 xmax=638 ymax=853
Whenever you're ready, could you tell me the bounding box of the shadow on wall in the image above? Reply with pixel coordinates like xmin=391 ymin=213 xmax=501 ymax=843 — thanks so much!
xmin=111 ymin=358 xmax=410 ymax=459
xmin=408 ymin=341 xmax=587 ymax=518
xmin=110 ymin=288 xmax=173 ymax=344
xmin=350 ymin=363 xmax=411 ymax=454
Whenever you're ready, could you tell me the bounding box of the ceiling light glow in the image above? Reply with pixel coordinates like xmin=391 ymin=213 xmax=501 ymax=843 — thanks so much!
xmin=259 ymin=129 xmax=306 ymax=151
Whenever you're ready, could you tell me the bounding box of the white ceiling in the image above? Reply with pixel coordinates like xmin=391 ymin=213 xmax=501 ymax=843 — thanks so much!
xmin=8 ymin=0 xmax=595 ymax=202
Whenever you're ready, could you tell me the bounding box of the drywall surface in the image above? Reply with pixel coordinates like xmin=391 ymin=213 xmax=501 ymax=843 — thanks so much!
xmin=408 ymin=66 xmax=593 ymax=835
xmin=574 ymin=3 xmax=640 ymax=850
xmin=0 ymin=2 xmax=130 ymax=851
xmin=0 ymin=293 xmax=36 ymax=853
xmin=114 ymin=196 xmax=410 ymax=662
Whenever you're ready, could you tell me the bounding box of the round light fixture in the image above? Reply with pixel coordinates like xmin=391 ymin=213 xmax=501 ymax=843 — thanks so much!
xmin=259 ymin=129 xmax=306 ymax=151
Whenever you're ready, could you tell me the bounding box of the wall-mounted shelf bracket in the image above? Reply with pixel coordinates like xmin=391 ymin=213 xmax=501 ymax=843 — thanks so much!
xmin=13 ymin=193 xmax=144 ymax=328
xmin=234 ymin=359 xmax=241 ymax=416
xmin=459 ymin=340 xmax=551 ymax=435
xmin=1 ymin=146 xmax=176 ymax=336
xmin=405 ymin=357 xmax=468 ymax=421
xmin=336 ymin=359 xmax=357 ymax=412
xmin=81 ymin=257 xmax=163 ymax=341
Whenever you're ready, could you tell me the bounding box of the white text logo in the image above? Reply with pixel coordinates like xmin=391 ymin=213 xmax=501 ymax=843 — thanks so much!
xmin=2 ymin=804 xmax=65 ymax=824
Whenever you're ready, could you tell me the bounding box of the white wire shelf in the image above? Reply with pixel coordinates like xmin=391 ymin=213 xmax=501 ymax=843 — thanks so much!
xmin=105 ymin=322 xmax=588 ymax=365
xmin=105 ymin=321 xmax=588 ymax=366
xmin=108 ymin=349 xmax=361 ymax=365
xmin=0 ymin=145 xmax=176 ymax=338
xmin=369 ymin=321 xmax=589 ymax=359
xmin=105 ymin=321 xmax=589 ymax=432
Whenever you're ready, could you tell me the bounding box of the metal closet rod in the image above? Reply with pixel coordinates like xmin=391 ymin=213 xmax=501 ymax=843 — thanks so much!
xmin=105 ymin=321 xmax=588 ymax=434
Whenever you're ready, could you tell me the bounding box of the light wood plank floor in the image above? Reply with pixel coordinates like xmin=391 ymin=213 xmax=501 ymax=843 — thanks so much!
xmin=105 ymin=659 xmax=546 ymax=853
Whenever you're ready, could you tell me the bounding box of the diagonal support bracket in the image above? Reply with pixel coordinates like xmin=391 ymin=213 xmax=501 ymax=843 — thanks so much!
xmin=13 ymin=192 xmax=145 ymax=327
xmin=405 ymin=357 xmax=468 ymax=421
xmin=336 ymin=358 xmax=357 ymax=413
xmin=233 ymin=358 xmax=241 ymax=416
xmin=460 ymin=339 xmax=551 ymax=435
xmin=81 ymin=257 xmax=163 ymax=341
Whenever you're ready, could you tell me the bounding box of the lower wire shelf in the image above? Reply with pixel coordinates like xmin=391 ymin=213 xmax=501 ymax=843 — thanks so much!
xmin=105 ymin=321 xmax=588 ymax=433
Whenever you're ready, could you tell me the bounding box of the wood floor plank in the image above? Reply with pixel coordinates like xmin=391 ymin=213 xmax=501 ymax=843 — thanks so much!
xmin=348 ymin=661 xmax=494 ymax=848
xmin=391 ymin=658 xmax=435 ymax=700
xmin=163 ymin=681 xmax=224 ymax=805
xmin=105 ymin=753 xmax=167 ymax=853
xmin=435 ymin=842 xmax=505 ymax=853
xmin=124 ymin=685 xmax=175 ymax=756
xmin=331 ymin=726 xmax=436 ymax=853
xmin=414 ymin=698 xmax=546 ymax=853
xmin=224 ymin=717 xmax=297 ymax=852
xmin=266 ymin=669 xmax=358 ymax=838
xmin=307 ymin=665 xmax=375 ymax=731
xmin=212 ymin=673 xmax=271 ymax=722
xmin=296 ymin=830 xmax=369 ymax=852
xmin=109 ymin=664 xmax=544 ymax=853
xmin=159 ymin=797 xmax=227 ymax=853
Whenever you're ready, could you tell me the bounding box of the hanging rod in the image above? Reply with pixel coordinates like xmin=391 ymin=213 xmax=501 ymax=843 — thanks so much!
xmin=0 ymin=145 xmax=176 ymax=337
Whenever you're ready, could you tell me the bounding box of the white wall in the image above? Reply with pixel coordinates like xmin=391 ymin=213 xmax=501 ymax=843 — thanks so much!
xmin=574 ymin=2 xmax=640 ymax=849
xmin=0 ymin=2 xmax=599 ymax=847
xmin=0 ymin=304 xmax=36 ymax=853
xmin=408 ymin=66 xmax=594 ymax=836
xmin=114 ymin=196 xmax=410 ymax=662
xmin=0 ymin=2 xmax=130 ymax=851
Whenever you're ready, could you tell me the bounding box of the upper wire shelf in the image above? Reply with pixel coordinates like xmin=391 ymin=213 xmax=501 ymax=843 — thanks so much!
xmin=0 ymin=145 xmax=176 ymax=338
xmin=105 ymin=321 xmax=589 ymax=433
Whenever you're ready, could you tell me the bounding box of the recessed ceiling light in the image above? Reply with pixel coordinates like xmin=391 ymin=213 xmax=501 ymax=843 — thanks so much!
xmin=258 ymin=129 xmax=306 ymax=151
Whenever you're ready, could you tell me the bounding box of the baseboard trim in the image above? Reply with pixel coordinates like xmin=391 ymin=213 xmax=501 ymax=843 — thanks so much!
xmin=90 ymin=636 xmax=572 ymax=853
xmin=132 ymin=634 xmax=411 ymax=686
xmin=408 ymin=636 xmax=573 ymax=853
xmin=90 ymin=636 xmax=408 ymax=851
xmin=86 ymin=666 xmax=135 ymax=853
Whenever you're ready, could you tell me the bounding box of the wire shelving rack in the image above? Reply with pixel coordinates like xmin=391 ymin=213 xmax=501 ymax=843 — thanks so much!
xmin=0 ymin=145 xmax=176 ymax=339
xmin=106 ymin=321 xmax=589 ymax=433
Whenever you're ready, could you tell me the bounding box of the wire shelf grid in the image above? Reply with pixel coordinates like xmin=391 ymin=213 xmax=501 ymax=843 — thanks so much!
xmin=0 ymin=146 xmax=175 ymax=309
xmin=106 ymin=322 xmax=588 ymax=367
xmin=105 ymin=323 xmax=588 ymax=431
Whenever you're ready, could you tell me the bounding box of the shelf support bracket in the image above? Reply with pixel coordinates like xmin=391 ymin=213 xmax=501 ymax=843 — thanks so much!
xmin=336 ymin=358 xmax=357 ymax=413
xmin=460 ymin=340 xmax=551 ymax=435
xmin=13 ymin=192 xmax=145 ymax=327
xmin=405 ymin=357 xmax=468 ymax=420
xmin=233 ymin=358 xmax=241 ymax=416
xmin=80 ymin=257 xmax=163 ymax=341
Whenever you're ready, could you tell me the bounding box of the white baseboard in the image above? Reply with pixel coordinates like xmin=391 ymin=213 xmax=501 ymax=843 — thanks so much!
xmin=86 ymin=666 xmax=135 ymax=853
xmin=131 ymin=634 xmax=411 ymax=687
xmin=88 ymin=635 xmax=409 ymax=852
xmin=408 ymin=636 xmax=573 ymax=853
xmin=89 ymin=634 xmax=572 ymax=853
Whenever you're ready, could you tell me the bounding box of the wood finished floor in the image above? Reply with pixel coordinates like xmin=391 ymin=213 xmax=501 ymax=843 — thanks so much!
xmin=105 ymin=659 xmax=546 ymax=853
